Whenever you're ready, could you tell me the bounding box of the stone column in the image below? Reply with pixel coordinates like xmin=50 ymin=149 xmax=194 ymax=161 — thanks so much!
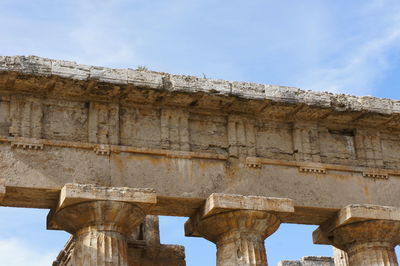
xmin=333 ymin=247 xmax=348 ymax=266
xmin=332 ymin=220 xmax=400 ymax=266
xmin=48 ymin=183 xmax=156 ymax=266
xmin=185 ymin=193 xmax=294 ymax=266
xmin=314 ymin=204 xmax=400 ymax=266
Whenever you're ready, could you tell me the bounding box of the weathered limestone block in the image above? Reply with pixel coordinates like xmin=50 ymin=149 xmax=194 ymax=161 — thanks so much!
xmin=278 ymin=256 xmax=334 ymax=266
xmin=161 ymin=108 xmax=189 ymax=151
xmin=48 ymin=183 xmax=156 ymax=266
xmin=292 ymin=122 xmax=320 ymax=162
xmin=88 ymin=102 xmax=119 ymax=145
xmin=185 ymin=193 xmax=294 ymax=266
xmin=354 ymin=128 xmax=384 ymax=167
xmin=227 ymin=115 xmax=256 ymax=157
xmin=314 ymin=204 xmax=400 ymax=266
xmin=4 ymin=55 xmax=400 ymax=226
xmin=9 ymin=95 xmax=43 ymax=138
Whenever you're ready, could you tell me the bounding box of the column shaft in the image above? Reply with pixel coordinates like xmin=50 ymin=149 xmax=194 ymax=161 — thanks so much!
xmin=347 ymin=241 xmax=398 ymax=266
xmin=217 ymin=231 xmax=267 ymax=266
xmin=333 ymin=247 xmax=349 ymax=266
xmin=73 ymin=228 xmax=129 ymax=266
xmin=195 ymin=210 xmax=280 ymax=266
xmin=331 ymin=220 xmax=400 ymax=266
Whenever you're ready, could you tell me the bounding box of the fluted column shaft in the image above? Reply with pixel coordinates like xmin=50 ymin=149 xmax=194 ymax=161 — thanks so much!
xmin=195 ymin=210 xmax=281 ymax=266
xmin=216 ymin=231 xmax=267 ymax=266
xmin=333 ymin=247 xmax=349 ymax=266
xmin=52 ymin=201 xmax=146 ymax=266
xmin=331 ymin=220 xmax=400 ymax=266
xmin=346 ymin=241 xmax=397 ymax=266
xmin=71 ymin=227 xmax=128 ymax=266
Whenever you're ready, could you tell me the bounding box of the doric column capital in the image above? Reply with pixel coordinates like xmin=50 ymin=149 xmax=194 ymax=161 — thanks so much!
xmin=47 ymin=183 xmax=157 ymax=266
xmin=314 ymin=204 xmax=400 ymax=266
xmin=332 ymin=220 xmax=400 ymax=248
xmin=48 ymin=183 xmax=156 ymax=231
xmin=192 ymin=210 xmax=280 ymax=243
xmin=52 ymin=200 xmax=146 ymax=235
xmin=185 ymin=193 xmax=294 ymax=266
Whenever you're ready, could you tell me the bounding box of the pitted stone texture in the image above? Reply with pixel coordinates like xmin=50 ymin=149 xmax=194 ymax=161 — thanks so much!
xmin=186 ymin=194 xmax=294 ymax=266
xmin=314 ymin=205 xmax=400 ymax=265
xmin=49 ymin=184 xmax=157 ymax=266
xmin=333 ymin=248 xmax=348 ymax=266
xmin=278 ymin=256 xmax=334 ymax=266
xmin=53 ymin=215 xmax=186 ymax=266
xmin=199 ymin=210 xmax=280 ymax=266
xmin=332 ymin=220 xmax=400 ymax=266
xmin=53 ymin=201 xmax=145 ymax=266
xmin=2 ymin=55 xmax=400 ymax=117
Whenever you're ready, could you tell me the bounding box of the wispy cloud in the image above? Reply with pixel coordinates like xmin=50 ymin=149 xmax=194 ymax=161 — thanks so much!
xmin=0 ymin=238 xmax=57 ymax=266
xmin=296 ymin=2 xmax=400 ymax=95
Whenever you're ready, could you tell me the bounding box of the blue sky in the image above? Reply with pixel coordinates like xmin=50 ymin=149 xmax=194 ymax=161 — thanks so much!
xmin=1 ymin=0 xmax=400 ymax=265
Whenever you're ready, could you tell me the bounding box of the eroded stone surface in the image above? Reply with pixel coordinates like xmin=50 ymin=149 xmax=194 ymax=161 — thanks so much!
xmin=186 ymin=194 xmax=294 ymax=266
xmin=53 ymin=215 xmax=186 ymax=266
xmin=314 ymin=205 xmax=400 ymax=266
xmin=2 ymin=56 xmax=400 ymax=265
xmin=49 ymin=184 xmax=158 ymax=266
xmin=2 ymin=57 xmax=400 ymax=224
xmin=278 ymin=256 xmax=334 ymax=266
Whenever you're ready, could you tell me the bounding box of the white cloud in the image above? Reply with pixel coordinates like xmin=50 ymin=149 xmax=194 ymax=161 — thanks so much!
xmin=296 ymin=2 xmax=400 ymax=95
xmin=0 ymin=238 xmax=57 ymax=266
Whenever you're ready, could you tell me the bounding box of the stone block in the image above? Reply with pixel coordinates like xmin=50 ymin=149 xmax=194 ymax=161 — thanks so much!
xmin=202 ymin=193 xmax=294 ymax=218
xmin=57 ymin=183 xmax=157 ymax=210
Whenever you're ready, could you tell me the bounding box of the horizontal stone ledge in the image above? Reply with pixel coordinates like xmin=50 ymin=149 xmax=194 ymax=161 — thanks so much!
xmin=2 ymin=55 xmax=400 ymax=118
xmin=0 ymin=136 xmax=227 ymax=161
xmin=202 ymin=193 xmax=294 ymax=218
xmin=1 ymin=137 xmax=399 ymax=179
xmin=57 ymin=183 xmax=157 ymax=210
xmin=246 ymin=157 xmax=400 ymax=178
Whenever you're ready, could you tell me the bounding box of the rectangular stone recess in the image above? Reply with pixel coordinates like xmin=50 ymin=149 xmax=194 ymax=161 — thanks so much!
xmin=313 ymin=204 xmax=400 ymax=245
xmin=202 ymin=193 xmax=294 ymax=218
xmin=57 ymin=183 xmax=157 ymax=210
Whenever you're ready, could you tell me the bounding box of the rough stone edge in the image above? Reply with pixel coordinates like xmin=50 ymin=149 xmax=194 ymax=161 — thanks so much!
xmin=58 ymin=183 xmax=157 ymax=210
xmin=313 ymin=204 xmax=400 ymax=245
xmin=203 ymin=193 xmax=294 ymax=217
xmin=1 ymin=55 xmax=400 ymax=115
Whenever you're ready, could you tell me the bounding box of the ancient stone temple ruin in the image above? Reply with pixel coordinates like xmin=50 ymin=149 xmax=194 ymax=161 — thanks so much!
xmin=1 ymin=56 xmax=400 ymax=265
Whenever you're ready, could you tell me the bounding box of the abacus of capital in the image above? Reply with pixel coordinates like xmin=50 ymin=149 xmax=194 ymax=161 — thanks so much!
xmin=1 ymin=56 xmax=400 ymax=265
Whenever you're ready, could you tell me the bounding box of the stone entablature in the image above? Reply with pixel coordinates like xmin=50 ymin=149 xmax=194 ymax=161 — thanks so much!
xmin=2 ymin=56 xmax=400 ymax=225
xmin=2 ymin=56 xmax=400 ymax=265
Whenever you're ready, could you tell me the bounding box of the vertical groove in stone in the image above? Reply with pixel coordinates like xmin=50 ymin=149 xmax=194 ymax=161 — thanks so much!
xmin=216 ymin=231 xmax=268 ymax=266
xmin=73 ymin=230 xmax=128 ymax=266
xmin=330 ymin=220 xmax=400 ymax=266
xmin=347 ymin=242 xmax=398 ymax=266
xmin=196 ymin=210 xmax=280 ymax=266
xmin=53 ymin=201 xmax=146 ymax=266
xmin=333 ymin=247 xmax=349 ymax=266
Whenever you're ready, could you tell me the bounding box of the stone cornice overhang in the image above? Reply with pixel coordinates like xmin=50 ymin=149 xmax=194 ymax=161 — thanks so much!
xmin=1 ymin=55 xmax=399 ymax=128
